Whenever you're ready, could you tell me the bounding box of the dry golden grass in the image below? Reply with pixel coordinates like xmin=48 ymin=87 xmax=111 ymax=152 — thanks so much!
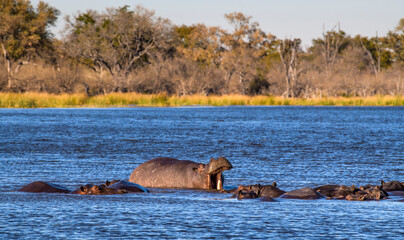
xmin=0 ymin=92 xmax=402 ymax=108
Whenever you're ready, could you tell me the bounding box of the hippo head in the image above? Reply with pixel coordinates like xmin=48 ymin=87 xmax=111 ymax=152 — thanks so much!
xmin=207 ymin=157 xmax=233 ymax=174
xmin=205 ymin=157 xmax=233 ymax=190
xmin=87 ymin=185 xmax=128 ymax=195
xmin=69 ymin=184 xmax=93 ymax=194
xmin=236 ymin=190 xmax=259 ymax=200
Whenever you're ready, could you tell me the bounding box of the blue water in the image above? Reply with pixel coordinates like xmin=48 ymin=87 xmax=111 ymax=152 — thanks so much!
xmin=0 ymin=107 xmax=403 ymax=239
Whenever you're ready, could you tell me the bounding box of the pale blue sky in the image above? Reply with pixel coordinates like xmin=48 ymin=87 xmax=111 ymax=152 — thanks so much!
xmin=33 ymin=0 xmax=403 ymax=47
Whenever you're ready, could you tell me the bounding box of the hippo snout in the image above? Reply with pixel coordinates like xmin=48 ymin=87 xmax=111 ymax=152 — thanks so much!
xmin=207 ymin=157 xmax=233 ymax=174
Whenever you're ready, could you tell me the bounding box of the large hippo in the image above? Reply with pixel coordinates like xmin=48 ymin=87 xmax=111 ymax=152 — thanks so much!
xmin=18 ymin=181 xmax=71 ymax=193
xmin=128 ymin=157 xmax=233 ymax=190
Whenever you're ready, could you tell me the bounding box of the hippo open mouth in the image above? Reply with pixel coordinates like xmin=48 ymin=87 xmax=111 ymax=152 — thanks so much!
xmin=206 ymin=157 xmax=233 ymax=190
xmin=208 ymin=165 xmax=232 ymax=190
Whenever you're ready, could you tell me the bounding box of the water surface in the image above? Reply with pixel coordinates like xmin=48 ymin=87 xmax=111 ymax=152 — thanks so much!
xmin=0 ymin=107 xmax=403 ymax=239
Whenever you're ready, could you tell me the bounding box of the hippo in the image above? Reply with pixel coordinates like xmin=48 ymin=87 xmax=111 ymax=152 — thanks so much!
xmin=314 ymin=185 xmax=358 ymax=199
xmin=70 ymin=184 xmax=94 ymax=194
xmin=18 ymin=181 xmax=71 ymax=193
xmin=260 ymin=196 xmax=276 ymax=202
xmin=105 ymin=180 xmax=120 ymax=187
xmin=69 ymin=180 xmax=148 ymax=195
xmin=314 ymin=185 xmax=341 ymax=197
xmin=87 ymin=185 xmax=128 ymax=195
xmin=260 ymin=183 xmax=286 ymax=198
xmin=232 ymin=182 xmax=285 ymax=199
xmin=128 ymin=157 xmax=233 ymax=190
xmin=108 ymin=180 xmax=149 ymax=193
xmin=235 ymin=190 xmax=259 ymax=200
xmin=280 ymin=187 xmax=326 ymax=200
xmin=381 ymin=180 xmax=404 ymax=192
xmin=346 ymin=186 xmax=388 ymax=201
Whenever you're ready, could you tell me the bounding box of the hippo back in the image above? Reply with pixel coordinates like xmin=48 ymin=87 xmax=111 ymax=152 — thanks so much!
xmin=280 ymin=187 xmax=325 ymax=200
xmin=18 ymin=181 xmax=71 ymax=193
xmin=108 ymin=180 xmax=149 ymax=193
xmin=129 ymin=158 xmax=207 ymax=189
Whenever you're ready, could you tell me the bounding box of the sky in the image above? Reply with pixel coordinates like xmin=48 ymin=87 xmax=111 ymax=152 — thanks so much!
xmin=32 ymin=0 xmax=404 ymax=47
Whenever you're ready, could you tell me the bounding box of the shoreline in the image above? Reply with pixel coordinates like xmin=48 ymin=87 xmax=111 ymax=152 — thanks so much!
xmin=0 ymin=93 xmax=403 ymax=108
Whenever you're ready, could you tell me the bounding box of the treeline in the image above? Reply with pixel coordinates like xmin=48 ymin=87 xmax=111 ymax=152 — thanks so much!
xmin=1 ymin=1 xmax=403 ymax=97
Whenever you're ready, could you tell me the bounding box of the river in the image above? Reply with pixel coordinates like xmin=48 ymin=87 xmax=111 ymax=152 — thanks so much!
xmin=0 ymin=106 xmax=403 ymax=239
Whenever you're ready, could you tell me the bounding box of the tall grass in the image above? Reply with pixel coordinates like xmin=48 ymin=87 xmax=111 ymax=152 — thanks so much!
xmin=0 ymin=93 xmax=402 ymax=108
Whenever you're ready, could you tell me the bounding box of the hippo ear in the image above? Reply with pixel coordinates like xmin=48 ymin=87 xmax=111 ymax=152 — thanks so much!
xmin=272 ymin=182 xmax=277 ymax=187
xmin=193 ymin=164 xmax=205 ymax=173
xmin=106 ymin=180 xmax=110 ymax=186
xmin=350 ymin=185 xmax=356 ymax=191
xmin=80 ymin=186 xmax=87 ymax=192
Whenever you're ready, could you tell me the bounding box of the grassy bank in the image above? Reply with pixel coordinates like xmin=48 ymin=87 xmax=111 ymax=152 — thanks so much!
xmin=0 ymin=93 xmax=403 ymax=108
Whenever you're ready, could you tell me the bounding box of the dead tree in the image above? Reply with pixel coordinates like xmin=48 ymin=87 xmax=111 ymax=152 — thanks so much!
xmin=277 ymin=38 xmax=301 ymax=98
xmin=360 ymin=33 xmax=381 ymax=75
xmin=322 ymin=24 xmax=345 ymax=78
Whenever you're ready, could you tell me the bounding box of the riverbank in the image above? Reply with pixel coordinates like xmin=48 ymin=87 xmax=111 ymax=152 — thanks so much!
xmin=0 ymin=93 xmax=403 ymax=108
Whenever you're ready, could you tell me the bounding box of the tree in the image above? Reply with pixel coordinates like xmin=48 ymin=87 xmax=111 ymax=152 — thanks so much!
xmin=0 ymin=0 xmax=59 ymax=90
xmin=277 ymin=38 xmax=301 ymax=98
xmin=383 ymin=19 xmax=404 ymax=63
xmin=395 ymin=18 xmax=404 ymax=32
xmin=310 ymin=26 xmax=347 ymax=78
xmin=356 ymin=35 xmax=392 ymax=75
xmin=64 ymin=5 xmax=172 ymax=92
xmin=174 ymin=24 xmax=226 ymax=95
xmin=220 ymin=12 xmax=273 ymax=94
xmin=174 ymin=24 xmax=224 ymax=67
xmin=385 ymin=32 xmax=404 ymax=62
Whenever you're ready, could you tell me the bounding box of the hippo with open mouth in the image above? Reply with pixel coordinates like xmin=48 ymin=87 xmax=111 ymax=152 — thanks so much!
xmin=128 ymin=157 xmax=233 ymax=190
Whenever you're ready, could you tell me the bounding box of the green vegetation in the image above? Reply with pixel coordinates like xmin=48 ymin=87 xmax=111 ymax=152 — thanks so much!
xmin=0 ymin=1 xmax=403 ymax=101
xmin=0 ymin=93 xmax=402 ymax=108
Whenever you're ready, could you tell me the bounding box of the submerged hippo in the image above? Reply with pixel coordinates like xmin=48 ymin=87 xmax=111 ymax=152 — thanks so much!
xmin=314 ymin=185 xmax=358 ymax=199
xmin=232 ymin=182 xmax=285 ymax=199
xmin=70 ymin=184 xmax=94 ymax=194
xmin=235 ymin=190 xmax=259 ymax=200
xmin=108 ymin=180 xmax=149 ymax=193
xmin=260 ymin=183 xmax=286 ymax=198
xmin=18 ymin=181 xmax=71 ymax=193
xmin=70 ymin=180 xmax=148 ymax=195
xmin=87 ymin=185 xmax=128 ymax=195
xmin=381 ymin=180 xmax=404 ymax=192
xmin=129 ymin=157 xmax=233 ymax=190
xmin=280 ymin=187 xmax=326 ymax=200
xmin=346 ymin=185 xmax=388 ymax=201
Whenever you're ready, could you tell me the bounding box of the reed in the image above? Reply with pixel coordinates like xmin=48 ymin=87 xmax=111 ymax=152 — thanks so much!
xmin=0 ymin=93 xmax=402 ymax=108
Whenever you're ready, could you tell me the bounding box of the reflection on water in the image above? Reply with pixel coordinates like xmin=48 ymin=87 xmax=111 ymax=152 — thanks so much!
xmin=0 ymin=107 xmax=403 ymax=239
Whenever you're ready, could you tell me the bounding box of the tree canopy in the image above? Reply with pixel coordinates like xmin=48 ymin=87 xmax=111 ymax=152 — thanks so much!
xmin=63 ymin=5 xmax=172 ymax=92
xmin=0 ymin=0 xmax=59 ymax=89
xmin=0 ymin=1 xmax=403 ymax=97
